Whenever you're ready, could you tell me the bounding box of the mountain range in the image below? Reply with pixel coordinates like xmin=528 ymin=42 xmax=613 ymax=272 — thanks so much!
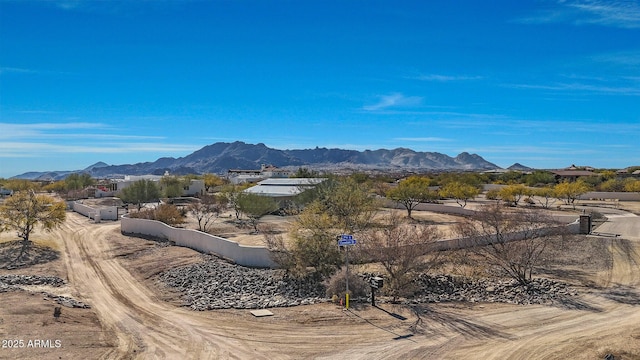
xmin=12 ymin=141 xmax=503 ymax=180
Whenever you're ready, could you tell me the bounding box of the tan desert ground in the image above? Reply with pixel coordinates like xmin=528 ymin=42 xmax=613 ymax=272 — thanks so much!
xmin=1 ymin=199 xmax=640 ymax=359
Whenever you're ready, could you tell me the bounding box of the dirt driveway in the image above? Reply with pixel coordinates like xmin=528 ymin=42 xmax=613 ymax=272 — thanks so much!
xmin=1 ymin=210 xmax=639 ymax=359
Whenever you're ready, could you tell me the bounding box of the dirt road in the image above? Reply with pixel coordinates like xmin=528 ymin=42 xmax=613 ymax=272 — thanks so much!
xmin=41 ymin=212 xmax=640 ymax=359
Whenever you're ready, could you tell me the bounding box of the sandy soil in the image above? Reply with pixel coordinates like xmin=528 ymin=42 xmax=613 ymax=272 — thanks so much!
xmin=1 ymin=205 xmax=639 ymax=359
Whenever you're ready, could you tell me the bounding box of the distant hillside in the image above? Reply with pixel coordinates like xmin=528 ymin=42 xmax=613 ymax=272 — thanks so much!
xmin=12 ymin=141 xmax=501 ymax=179
xmin=507 ymin=163 xmax=534 ymax=171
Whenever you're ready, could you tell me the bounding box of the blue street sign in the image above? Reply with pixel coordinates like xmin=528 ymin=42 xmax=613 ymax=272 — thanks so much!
xmin=337 ymin=234 xmax=356 ymax=246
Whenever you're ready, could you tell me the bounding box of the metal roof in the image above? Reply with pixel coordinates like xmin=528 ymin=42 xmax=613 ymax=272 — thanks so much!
xmin=244 ymin=178 xmax=326 ymax=197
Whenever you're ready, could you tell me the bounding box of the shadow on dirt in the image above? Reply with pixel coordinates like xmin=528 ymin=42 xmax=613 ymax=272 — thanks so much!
xmin=0 ymin=240 xmax=60 ymax=269
xmin=554 ymin=296 xmax=603 ymax=312
xmin=409 ymin=304 xmax=516 ymax=340
xmin=600 ymin=285 xmax=640 ymax=305
xmin=346 ymin=307 xmax=417 ymax=342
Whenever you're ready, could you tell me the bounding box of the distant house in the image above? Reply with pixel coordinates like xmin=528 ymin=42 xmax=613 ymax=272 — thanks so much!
xmin=227 ymin=164 xmax=291 ymax=184
xmin=550 ymin=169 xmax=599 ymax=182
xmin=108 ymin=174 xmax=204 ymax=197
xmin=244 ymin=178 xmax=326 ymax=204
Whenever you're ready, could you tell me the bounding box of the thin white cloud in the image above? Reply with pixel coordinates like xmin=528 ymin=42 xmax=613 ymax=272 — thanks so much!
xmin=569 ymin=0 xmax=640 ymax=28
xmin=592 ymin=51 xmax=640 ymax=66
xmin=0 ymin=122 xmax=107 ymax=139
xmin=517 ymin=0 xmax=640 ymax=29
xmin=504 ymin=82 xmax=640 ymax=96
xmin=0 ymin=142 xmax=200 ymax=157
xmin=363 ymin=93 xmax=423 ymax=111
xmin=0 ymin=67 xmax=37 ymax=75
xmin=414 ymin=74 xmax=483 ymax=82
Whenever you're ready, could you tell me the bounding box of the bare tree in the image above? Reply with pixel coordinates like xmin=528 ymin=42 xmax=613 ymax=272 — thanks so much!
xmin=455 ymin=203 xmax=564 ymax=285
xmin=358 ymin=212 xmax=442 ymax=300
xmin=188 ymin=195 xmax=223 ymax=233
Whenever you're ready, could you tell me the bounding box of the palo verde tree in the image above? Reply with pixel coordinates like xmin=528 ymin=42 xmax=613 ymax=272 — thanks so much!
xmin=358 ymin=212 xmax=442 ymax=300
xmin=202 ymin=173 xmax=226 ymax=192
xmin=236 ymin=192 xmax=279 ymax=233
xmin=624 ymin=179 xmax=640 ymax=195
xmin=498 ymin=184 xmax=531 ymax=207
xmin=119 ymin=179 xmax=161 ymax=210
xmin=265 ymin=176 xmax=380 ymax=278
xmin=455 ymin=203 xmax=564 ymax=286
xmin=386 ymin=175 xmax=437 ymax=218
xmin=438 ymin=181 xmax=480 ymax=208
xmin=532 ymin=186 xmax=557 ymax=209
xmin=0 ymin=191 xmax=66 ymax=265
xmin=554 ymin=180 xmax=591 ymax=209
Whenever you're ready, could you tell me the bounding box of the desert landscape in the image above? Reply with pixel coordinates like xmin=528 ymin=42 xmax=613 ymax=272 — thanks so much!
xmin=1 ymin=198 xmax=639 ymax=360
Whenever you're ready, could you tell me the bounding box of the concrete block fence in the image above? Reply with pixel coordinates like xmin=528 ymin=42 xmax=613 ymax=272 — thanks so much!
xmin=120 ymin=215 xmax=277 ymax=268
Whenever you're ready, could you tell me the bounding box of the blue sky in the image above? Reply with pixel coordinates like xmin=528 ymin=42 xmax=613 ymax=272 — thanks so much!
xmin=1 ymin=0 xmax=639 ymax=178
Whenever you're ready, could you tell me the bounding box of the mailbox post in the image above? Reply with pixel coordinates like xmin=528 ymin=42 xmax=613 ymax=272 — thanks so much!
xmin=370 ymin=276 xmax=383 ymax=306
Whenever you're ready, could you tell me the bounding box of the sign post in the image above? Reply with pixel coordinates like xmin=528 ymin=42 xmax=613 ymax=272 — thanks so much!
xmin=337 ymin=234 xmax=356 ymax=309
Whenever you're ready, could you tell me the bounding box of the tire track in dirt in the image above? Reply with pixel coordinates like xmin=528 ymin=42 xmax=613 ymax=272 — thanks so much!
xmin=56 ymin=213 xmax=257 ymax=359
xmin=50 ymin=210 xmax=640 ymax=359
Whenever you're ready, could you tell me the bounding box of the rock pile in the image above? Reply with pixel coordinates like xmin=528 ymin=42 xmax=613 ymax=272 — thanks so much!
xmin=159 ymin=256 xmax=326 ymax=310
xmin=43 ymin=292 xmax=91 ymax=309
xmin=0 ymin=274 xmax=65 ymax=287
xmin=0 ymin=275 xmax=91 ymax=308
xmin=408 ymin=274 xmax=577 ymax=305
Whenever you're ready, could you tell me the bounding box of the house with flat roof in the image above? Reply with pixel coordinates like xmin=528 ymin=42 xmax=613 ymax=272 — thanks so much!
xmin=244 ymin=178 xmax=326 ymax=203
xmin=227 ymin=164 xmax=291 ymax=184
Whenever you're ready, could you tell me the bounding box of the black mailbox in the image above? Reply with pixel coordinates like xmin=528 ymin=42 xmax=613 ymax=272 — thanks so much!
xmin=370 ymin=276 xmax=383 ymax=289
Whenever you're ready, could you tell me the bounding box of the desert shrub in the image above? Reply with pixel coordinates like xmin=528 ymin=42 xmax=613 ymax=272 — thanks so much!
xmin=324 ymin=268 xmax=368 ymax=300
xmin=129 ymin=204 xmax=184 ymax=226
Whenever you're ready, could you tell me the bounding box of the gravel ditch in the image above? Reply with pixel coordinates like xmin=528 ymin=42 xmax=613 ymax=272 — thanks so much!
xmin=159 ymin=256 xmax=579 ymax=311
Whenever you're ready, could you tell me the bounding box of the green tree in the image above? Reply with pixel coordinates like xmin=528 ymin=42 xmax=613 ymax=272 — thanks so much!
xmin=524 ymin=171 xmax=556 ymax=187
xmin=3 ymin=179 xmax=39 ymax=192
xmin=65 ymin=173 xmax=94 ymax=191
xmin=273 ymin=177 xmax=380 ymax=278
xmin=291 ymin=167 xmax=321 ymax=178
xmin=160 ymin=176 xmax=185 ymax=198
xmin=387 ymin=176 xmax=437 ymax=217
xmin=119 ymin=180 xmax=161 ymax=210
xmin=236 ymin=193 xmax=279 ymax=232
xmin=0 ymin=191 xmax=66 ymax=265
xmin=497 ymin=171 xmax=525 ymax=185
xmin=439 ymin=181 xmax=480 ymax=208
xmin=220 ymin=183 xmax=253 ymax=220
